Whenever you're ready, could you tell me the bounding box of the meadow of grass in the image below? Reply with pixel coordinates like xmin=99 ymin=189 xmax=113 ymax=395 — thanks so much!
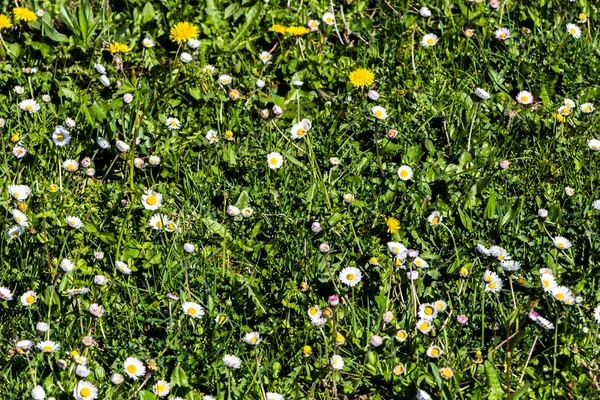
xmin=2 ymin=0 xmax=600 ymax=399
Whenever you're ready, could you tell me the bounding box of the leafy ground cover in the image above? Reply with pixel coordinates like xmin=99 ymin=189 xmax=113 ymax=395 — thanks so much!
xmin=1 ymin=0 xmax=600 ymax=399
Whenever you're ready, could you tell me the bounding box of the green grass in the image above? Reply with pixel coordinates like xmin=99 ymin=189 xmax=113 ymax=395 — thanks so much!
xmin=1 ymin=0 xmax=600 ymax=399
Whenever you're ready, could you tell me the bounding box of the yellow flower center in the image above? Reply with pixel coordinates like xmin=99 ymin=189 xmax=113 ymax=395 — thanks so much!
xmin=297 ymin=128 xmax=305 ymax=137
xmin=127 ymin=364 xmax=137 ymax=374
xmin=415 ymin=259 xmax=422 ymax=266
xmin=156 ymin=220 xmax=163 ymax=228
xmin=326 ymin=17 xmax=333 ymax=23
xmin=309 ymin=308 xmax=317 ymax=316
xmin=441 ymin=369 xmax=452 ymax=377
xmin=15 ymin=216 xmax=21 ymax=222
xmin=398 ymin=331 xmax=406 ymax=339
xmin=521 ymin=96 xmax=528 ymax=102
xmin=156 ymin=384 xmax=164 ymax=393
xmin=431 ymin=348 xmax=439 ymax=356
xmin=489 ymin=283 xmax=497 ymax=289
xmin=425 ymin=307 xmax=433 ymax=315
xmin=56 ymin=134 xmax=64 ymax=141
xmin=557 ymin=293 xmax=565 ymax=300
xmin=80 ymin=388 xmax=91 ymax=397
xmin=43 ymin=345 xmax=53 ymax=351
xmin=147 ymin=195 xmax=157 ymax=205
xmin=336 ymin=334 xmax=344 ymax=342
xmin=303 ymin=345 xmax=312 ymax=354
xmin=427 ymin=38 xmax=434 ymax=44
xmin=557 ymin=242 xmax=564 ymax=248
xmin=26 ymin=295 xmax=34 ymax=303
xmin=188 ymin=307 xmax=197 ymax=316
xmin=400 ymin=170 xmax=409 ymax=178
xmin=431 ymin=216 xmax=439 ymax=225
xmin=375 ymin=110 xmax=383 ymax=118
xmin=570 ymin=28 xmax=576 ymax=34
xmin=25 ymin=105 xmax=32 ymax=110
xmin=167 ymin=222 xmax=175 ymax=230
xmin=419 ymin=322 xmax=429 ymax=331
xmin=269 ymin=157 xmax=278 ymax=165
xmin=346 ymin=273 xmax=355 ymax=281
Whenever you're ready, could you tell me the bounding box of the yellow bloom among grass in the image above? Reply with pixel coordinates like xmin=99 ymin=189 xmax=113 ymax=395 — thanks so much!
xmin=170 ymin=22 xmax=198 ymax=44
xmin=386 ymin=217 xmax=400 ymax=234
xmin=269 ymin=24 xmax=287 ymax=34
xmin=349 ymin=68 xmax=374 ymax=88
xmin=13 ymin=7 xmax=37 ymax=23
xmin=0 ymin=14 xmax=13 ymax=29
xmin=108 ymin=42 xmax=131 ymax=53
xmin=286 ymin=26 xmax=310 ymax=35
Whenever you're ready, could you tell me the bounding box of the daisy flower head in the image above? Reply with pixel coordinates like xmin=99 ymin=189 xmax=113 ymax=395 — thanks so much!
xmin=371 ymin=105 xmax=387 ymax=120
xmin=99 ymin=74 xmax=110 ymax=86
xmin=398 ymin=165 xmax=413 ymax=181
xmin=475 ymin=88 xmax=491 ymax=100
xmin=594 ymin=304 xmax=600 ymax=323
xmin=388 ymin=129 xmax=399 ymax=139
xmin=13 ymin=7 xmax=37 ymax=22
xmin=267 ymin=152 xmax=283 ymax=169
xmin=74 ymin=381 xmax=98 ymax=400
xmin=19 ymin=99 xmax=40 ymax=113
xmin=259 ymin=51 xmax=271 ymax=64
xmin=387 ymin=216 xmax=400 ymax=233
xmin=149 ymin=214 xmax=168 ymax=230
xmin=565 ymin=187 xmax=575 ymax=197
xmin=393 ymin=364 xmax=406 ymax=376
xmin=427 ymin=211 xmax=442 ymax=226
xmin=418 ymin=303 xmax=438 ymax=320
xmin=153 ymin=380 xmax=170 ymax=397
xmin=330 ymin=354 xmax=344 ymax=370
xmin=12 ymin=209 xmax=28 ymax=227
xmin=165 ymin=220 xmax=177 ymax=233
xmin=489 ymin=245 xmax=510 ymax=260
xmin=290 ymin=119 xmax=312 ymax=140
xmin=322 ymin=12 xmax=335 ymax=25
xmin=89 ymin=303 xmax=105 ymax=317
xmin=228 ymin=89 xmax=240 ymax=99
xmin=593 ymin=200 xmax=600 ymax=211
xmin=387 ymin=241 xmax=407 ymax=257
xmin=540 ymin=272 xmax=557 ymax=292
xmin=552 ymin=285 xmax=574 ymax=304
xmin=165 ymin=117 xmax=180 ymax=130
xmin=349 ymin=68 xmax=374 ymax=88
xmin=142 ymin=37 xmax=155 ymax=48
xmin=111 ymin=373 xmax=124 ymax=385
xmin=31 ymin=386 xmax=45 ymax=400
xmin=37 ymin=340 xmax=60 ymax=352
xmin=339 ymin=267 xmax=362 ymax=287
xmin=170 ymin=21 xmax=198 ymax=43
xmin=343 ymin=193 xmax=355 ymax=204
xmin=149 ymin=155 xmax=161 ymax=165
xmin=206 ymin=130 xmax=219 ymax=144
xmin=483 ymin=270 xmax=498 ymax=283
xmin=434 ymin=300 xmax=447 ymax=312
xmin=266 ymin=393 xmax=284 ymax=400
xmin=426 ymin=345 xmax=443 ymax=358
xmin=115 ymin=260 xmax=131 ymax=275
xmin=370 ymin=334 xmax=384 ymax=347
xmin=500 ymin=259 xmax=521 ymax=272
xmin=243 ymin=331 xmax=262 ymax=345
xmin=307 ymin=306 xmax=322 ymax=319
xmin=414 ymin=257 xmax=429 ymax=269
xmin=421 ymin=33 xmax=438 ymax=46
xmin=60 ymin=258 xmax=75 ymax=272
xmin=382 ymin=311 xmax=394 ymax=323
xmin=308 ymin=19 xmax=319 ymax=31
xmin=66 ymin=216 xmax=83 ymax=229
xmin=8 ymin=184 xmax=31 ymax=200
xmin=395 ymin=330 xmax=408 ymax=342
xmin=516 ymin=90 xmax=533 ymax=105
xmin=495 ymin=27 xmax=511 ymax=40
xmin=566 ymin=23 xmax=581 ymax=39
xmin=439 ymin=367 xmax=454 ymax=380
xmin=419 ymin=6 xmax=432 ymax=17
xmin=227 ymin=206 xmax=241 ymax=216
xmin=53 ymin=126 xmax=71 ymax=146
xmin=8 ymin=225 xmax=23 ymax=239
xmin=21 ymin=290 xmax=37 ymax=306
xmin=416 ymin=319 xmax=433 ymax=334
xmin=142 ymin=190 xmax=163 ymax=210
xmin=464 ymin=28 xmax=475 ymax=37
xmin=581 ymin=103 xmax=595 ymax=114
xmin=490 ymin=0 xmax=500 ymax=8
xmin=182 ymin=301 xmax=204 ymax=318
xmin=116 ymin=140 xmax=130 ymax=152
xmin=557 ymin=105 xmax=571 ymax=117
xmin=124 ymin=357 xmax=146 ymax=380
xmin=538 ymin=208 xmax=548 ymax=218
xmin=553 ymin=236 xmax=571 ymax=250
xmin=223 ymin=354 xmax=242 ymax=369
xmin=219 ymin=74 xmax=233 ymax=85
xmin=0 ymin=286 xmax=13 ymax=300
xmin=485 ymin=276 xmax=503 ymax=292
xmin=241 ymin=207 xmax=253 ymax=218
xmin=63 ymin=159 xmax=79 ymax=172
xmin=12 ymin=145 xmax=26 ymax=158
xmin=16 ymin=340 xmax=33 ymax=353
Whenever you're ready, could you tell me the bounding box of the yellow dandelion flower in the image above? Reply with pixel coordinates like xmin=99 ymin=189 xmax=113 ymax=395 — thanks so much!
xmin=349 ymin=68 xmax=375 ymax=88
xmin=286 ymin=26 xmax=310 ymax=35
xmin=269 ymin=24 xmax=287 ymax=34
xmin=386 ymin=217 xmax=400 ymax=234
xmin=553 ymin=113 xmax=566 ymax=123
xmin=13 ymin=7 xmax=37 ymax=23
xmin=0 ymin=14 xmax=13 ymax=29
xmin=170 ymin=22 xmax=199 ymax=44
xmin=108 ymin=42 xmax=131 ymax=53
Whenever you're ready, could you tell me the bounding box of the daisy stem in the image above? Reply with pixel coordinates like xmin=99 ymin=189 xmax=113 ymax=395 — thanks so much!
xmin=0 ymin=32 xmax=11 ymax=57
xmin=227 ymin=369 xmax=232 ymax=400
xmin=518 ymin=335 xmax=538 ymax=386
xmin=553 ymin=312 xmax=559 ymax=378
xmin=467 ymin=102 xmax=479 ymax=152
xmin=373 ymin=119 xmax=384 ymax=178
xmin=508 ymin=275 xmax=518 ymax=330
xmin=440 ymin=223 xmax=460 ymax=268
xmin=254 ymin=347 xmax=266 ymax=400
xmin=481 ymin=283 xmax=485 ymax=348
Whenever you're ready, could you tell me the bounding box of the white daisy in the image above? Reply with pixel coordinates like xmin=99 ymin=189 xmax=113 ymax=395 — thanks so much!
xmin=8 ymin=184 xmax=31 ymax=200
xmin=581 ymin=103 xmax=595 ymax=113
xmin=227 ymin=205 xmax=241 ymax=216
xmin=243 ymin=331 xmax=262 ymax=345
xmin=371 ymin=105 xmax=387 ymax=120
xmin=494 ymin=27 xmax=511 ymax=40
xmin=0 ymin=286 xmax=14 ymax=300
xmin=66 ymin=216 xmax=83 ymax=229
xmin=322 ymin=12 xmax=335 ymax=25
xmin=123 ymin=357 xmax=146 ymax=380
xmin=339 ymin=267 xmax=362 ymax=287
xmin=418 ymin=303 xmax=438 ymax=320
xmin=540 ymin=272 xmax=557 ymax=293
xmin=330 ymin=354 xmax=344 ymax=370
xmin=587 ymin=140 xmax=600 ymax=151
xmin=141 ymin=190 xmax=163 ymax=210
xmin=89 ymin=303 xmax=105 ymax=317
xmin=474 ymin=88 xmax=491 ymax=100
xmin=566 ymin=23 xmax=581 ymax=39
xmin=63 ymin=159 xmax=79 ymax=172
xmin=12 ymin=209 xmax=28 ymax=227
xmin=413 ymin=257 xmax=429 ymax=269
xmin=290 ymin=120 xmax=312 ymax=140
xmin=553 ymin=236 xmax=571 ymax=250
xmin=116 ymin=140 xmax=130 ymax=152
xmin=259 ymin=51 xmax=271 ymax=64
xmin=416 ymin=319 xmax=433 ymax=334
xmin=21 ymin=290 xmax=37 ymax=306
xmin=37 ymin=340 xmax=60 ymax=352
xmin=115 ymin=261 xmax=131 ymax=275
xmin=19 ymin=99 xmax=40 ymax=113
xmin=398 ymin=165 xmax=413 ymax=181
xmin=188 ymin=38 xmax=201 ymax=49
xmin=165 ymin=117 xmax=181 ymax=130
xmin=206 ymin=130 xmax=219 ymax=144
xmin=267 ymin=152 xmax=283 ymax=169
xmin=60 ymin=258 xmax=75 ymax=272
xmin=421 ymin=33 xmax=438 ymax=46
xmin=153 ymin=380 xmax=170 ymax=397
xmin=74 ymin=380 xmax=98 ymax=400
xmin=13 ymin=145 xmax=26 ymax=158
xmin=149 ymin=214 xmax=168 ymax=230
xmin=515 ymin=90 xmax=533 ymax=105
xmin=427 ymin=211 xmax=442 ymax=226
xmin=223 ymin=354 xmax=242 ymax=369
xmin=182 ymin=301 xmax=204 ymax=318
xmin=142 ymin=38 xmax=155 ymax=48
xmin=218 ymin=74 xmax=233 ymax=85
xmin=426 ymin=345 xmax=443 ymax=358
xmin=485 ymin=277 xmax=503 ymax=292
